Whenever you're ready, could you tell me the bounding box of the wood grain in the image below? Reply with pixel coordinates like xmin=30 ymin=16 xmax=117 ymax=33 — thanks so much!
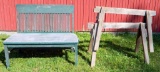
xmin=88 ymin=22 xmax=143 ymax=29
xmin=146 ymin=11 xmax=154 ymax=52
xmin=94 ymin=6 xmax=156 ymax=16
xmin=141 ymin=23 xmax=149 ymax=64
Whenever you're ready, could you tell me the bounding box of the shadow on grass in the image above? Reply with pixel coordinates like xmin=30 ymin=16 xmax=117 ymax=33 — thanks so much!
xmin=0 ymin=48 xmax=75 ymax=66
xmin=78 ymin=42 xmax=91 ymax=65
xmin=77 ymin=40 xmax=141 ymax=66
xmin=78 ymin=39 xmax=156 ymax=71
xmin=64 ymin=50 xmax=75 ymax=65
xmin=102 ymin=41 xmax=140 ymax=59
xmin=0 ymin=50 xmax=5 ymax=66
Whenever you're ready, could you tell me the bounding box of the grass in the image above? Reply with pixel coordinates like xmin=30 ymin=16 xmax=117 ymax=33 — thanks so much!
xmin=0 ymin=32 xmax=160 ymax=72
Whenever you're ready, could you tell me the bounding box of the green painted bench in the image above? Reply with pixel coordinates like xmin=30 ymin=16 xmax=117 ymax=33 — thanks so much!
xmin=3 ymin=5 xmax=79 ymax=68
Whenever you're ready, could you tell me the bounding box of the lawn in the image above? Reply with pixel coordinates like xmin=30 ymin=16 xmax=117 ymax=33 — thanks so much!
xmin=0 ymin=32 xmax=160 ymax=72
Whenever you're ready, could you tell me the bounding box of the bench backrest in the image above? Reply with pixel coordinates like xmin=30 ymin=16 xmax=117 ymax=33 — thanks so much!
xmin=16 ymin=5 xmax=74 ymax=33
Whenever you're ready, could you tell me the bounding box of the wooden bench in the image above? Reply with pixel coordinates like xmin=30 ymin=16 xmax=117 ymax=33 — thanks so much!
xmin=88 ymin=6 xmax=156 ymax=67
xmin=3 ymin=5 xmax=79 ymax=68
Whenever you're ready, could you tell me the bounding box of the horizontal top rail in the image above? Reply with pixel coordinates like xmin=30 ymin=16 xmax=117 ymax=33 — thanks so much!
xmin=94 ymin=6 xmax=156 ymax=16
xmin=16 ymin=4 xmax=74 ymax=13
xmin=88 ymin=22 xmax=144 ymax=29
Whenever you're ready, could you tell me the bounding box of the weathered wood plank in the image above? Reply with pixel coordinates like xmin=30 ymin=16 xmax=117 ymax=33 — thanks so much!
xmin=88 ymin=22 xmax=143 ymax=29
xmin=88 ymin=23 xmax=98 ymax=52
xmin=146 ymin=11 xmax=154 ymax=52
xmin=88 ymin=38 xmax=93 ymax=52
xmin=135 ymin=26 xmax=141 ymax=52
xmin=94 ymin=6 xmax=156 ymax=16
xmin=90 ymin=12 xmax=105 ymax=67
xmin=88 ymin=28 xmax=94 ymax=52
xmin=141 ymin=23 xmax=149 ymax=64
xmin=91 ymin=51 xmax=96 ymax=67
xmin=94 ymin=13 xmax=105 ymax=51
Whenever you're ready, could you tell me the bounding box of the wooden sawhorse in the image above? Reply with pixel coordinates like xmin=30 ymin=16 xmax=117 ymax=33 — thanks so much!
xmin=88 ymin=6 xmax=156 ymax=67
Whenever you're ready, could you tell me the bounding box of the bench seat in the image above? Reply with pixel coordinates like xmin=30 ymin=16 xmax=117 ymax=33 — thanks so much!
xmin=3 ymin=33 xmax=78 ymax=68
xmin=4 ymin=33 xmax=78 ymax=45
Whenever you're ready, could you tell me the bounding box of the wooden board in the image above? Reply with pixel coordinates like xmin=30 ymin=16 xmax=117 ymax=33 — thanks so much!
xmin=90 ymin=12 xmax=105 ymax=67
xmin=135 ymin=27 xmax=141 ymax=52
xmin=91 ymin=51 xmax=96 ymax=67
xmin=88 ymin=23 xmax=98 ymax=52
xmin=88 ymin=22 xmax=143 ymax=29
xmin=94 ymin=6 xmax=156 ymax=16
xmin=146 ymin=11 xmax=154 ymax=52
xmin=93 ymin=13 xmax=105 ymax=51
xmin=141 ymin=23 xmax=149 ymax=64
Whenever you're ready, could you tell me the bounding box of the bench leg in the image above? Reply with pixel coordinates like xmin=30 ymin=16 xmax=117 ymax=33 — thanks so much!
xmin=4 ymin=45 xmax=10 ymax=68
xmin=75 ymin=45 xmax=78 ymax=66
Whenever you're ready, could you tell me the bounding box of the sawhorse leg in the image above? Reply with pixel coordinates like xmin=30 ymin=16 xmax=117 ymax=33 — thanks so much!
xmin=135 ymin=23 xmax=149 ymax=64
xmin=146 ymin=11 xmax=154 ymax=52
xmin=141 ymin=23 xmax=149 ymax=64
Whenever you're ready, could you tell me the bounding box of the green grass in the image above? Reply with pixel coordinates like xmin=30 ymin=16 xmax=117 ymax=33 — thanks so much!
xmin=0 ymin=32 xmax=160 ymax=72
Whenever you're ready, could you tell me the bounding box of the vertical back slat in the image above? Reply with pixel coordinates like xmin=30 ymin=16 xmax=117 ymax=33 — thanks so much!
xmin=54 ymin=14 xmax=57 ymax=32
xmin=17 ymin=13 xmax=20 ymax=32
xmin=46 ymin=14 xmax=48 ymax=32
xmin=66 ymin=14 xmax=68 ymax=32
xmin=52 ymin=14 xmax=54 ymax=32
xmin=59 ymin=14 xmax=62 ymax=32
xmin=42 ymin=14 xmax=44 ymax=32
xmin=67 ymin=14 xmax=70 ymax=32
xmin=72 ymin=13 xmax=74 ymax=32
xmin=33 ymin=14 xmax=36 ymax=32
xmin=49 ymin=14 xmax=52 ymax=32
xmin=63 ymin=14 xmax=66 ymax=32
xmin=58 ymin=14 xmax=60 ymax=32
xmin=24 ymin=14 xmax=29 ymax=32
xmin=21 ymin=14 xmax=23 ymax=32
